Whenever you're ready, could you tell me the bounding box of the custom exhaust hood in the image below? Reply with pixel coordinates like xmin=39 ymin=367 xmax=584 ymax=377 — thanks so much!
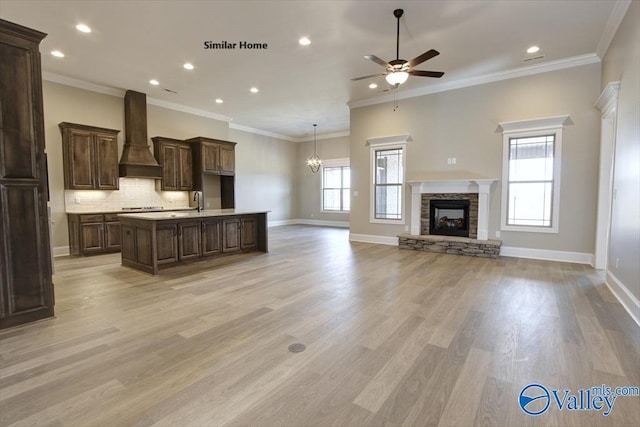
xmin=118 ymin=90 xmax=162 ymax=179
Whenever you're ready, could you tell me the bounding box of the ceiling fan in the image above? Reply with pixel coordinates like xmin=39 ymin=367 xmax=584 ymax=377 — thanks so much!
xmin=352 ymin=8 xmax=444 ymax=86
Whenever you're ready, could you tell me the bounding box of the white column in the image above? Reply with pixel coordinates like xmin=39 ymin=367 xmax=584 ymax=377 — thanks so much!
xmin=410 ymin=183 xmax=422 ymax=235
xmin=476 ymin=180 xmax=493 ymax=240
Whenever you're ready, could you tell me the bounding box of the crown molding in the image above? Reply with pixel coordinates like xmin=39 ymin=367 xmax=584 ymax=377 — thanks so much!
xmin=146 ymin=97 xmax=232 ymax=122
xmin=296 ymin=130 xmax=351 ymax=143
xmin=228 ymin=123 xmax=298 ymax=142
xmin=497 ymin=115 xmax=572 ymax=134
xmin=43 ymin=71 xmax=125 ymax=98
xmin=348 ymin=53 xmax=601 ymax=110
xmin=596 ymin=0 xmax=632 ymax=58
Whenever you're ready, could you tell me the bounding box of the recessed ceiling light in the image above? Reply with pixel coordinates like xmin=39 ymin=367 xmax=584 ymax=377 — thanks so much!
xmin=299 ymin=37 xmax=311 ymax=46
xmin=215 ymin=98 xmax=223 ymax=104
xmin=75 ymin=23 xmax=91 ymax=33
xmin=369 ymin=83 xmax=378 ymax=89
xmin=149 ymin=79 xmax=159 ymax=86
xmin=51 ymin=50 xmax=65 ymax=58
xmin=527 ymin=46 xmax=540 ymax=54
xmin=250 ymin=87 xmax=259 ymax=93
xmin=183 ymin=62 xmax=194 ymax=70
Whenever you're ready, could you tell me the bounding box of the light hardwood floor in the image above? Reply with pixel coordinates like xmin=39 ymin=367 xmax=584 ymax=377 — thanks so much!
xmin=1 ymin=225 xmax=638 ymax=426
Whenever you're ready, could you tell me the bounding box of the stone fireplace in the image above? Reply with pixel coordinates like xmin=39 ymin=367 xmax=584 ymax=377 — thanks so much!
xmin=398 ymin=178 xmax=502 ymax=258
xmin=422 ymin=193 xmax=478 ymax=238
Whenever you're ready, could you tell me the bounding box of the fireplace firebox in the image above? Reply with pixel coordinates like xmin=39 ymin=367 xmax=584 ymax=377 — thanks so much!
xmin=429 ymin=199 xmax=470 ymax=237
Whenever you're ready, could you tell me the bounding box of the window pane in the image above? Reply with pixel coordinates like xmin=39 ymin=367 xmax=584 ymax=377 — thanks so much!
xmin=507 ymin=182 xmax=552 ymax=226
xmin=375 ymin=184 xmax=402 ymax=219
xmin=509 ymin=135 xmax=554 ymax=181
xmin=342 ymin=167 xmax=350 ymax=188
xmin=323 ymin=167 xmax=341 ymax=188
xmin=376 ymin=149 xmax=403 ymax=185
xmin=342 ymin=189 xmax=350 ymax=211
xmin=323 ymin=189 xmax=341 ymax=210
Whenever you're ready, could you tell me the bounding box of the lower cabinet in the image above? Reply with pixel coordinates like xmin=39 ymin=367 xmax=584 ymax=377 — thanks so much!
xmin=68 ymin=213 xmax=121 ymax=255
xmin=119 ymin=213 xmax=267 ymax=275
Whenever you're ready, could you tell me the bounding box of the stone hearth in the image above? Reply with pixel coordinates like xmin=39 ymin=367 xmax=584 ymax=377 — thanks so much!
xmin=398 ymin=234 xmax=501 ymax=258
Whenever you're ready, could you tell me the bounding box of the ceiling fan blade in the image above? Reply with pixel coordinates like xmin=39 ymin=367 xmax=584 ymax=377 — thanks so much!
xmin=351 ymin=73 xmax=385 ymax=81
xmin=408 ymin=49 xmax=440 ymax=68
xmin=364 ymin=55 xmax=389 ymax=68
xmin=409 ymin=70 xmax=445 ymax=78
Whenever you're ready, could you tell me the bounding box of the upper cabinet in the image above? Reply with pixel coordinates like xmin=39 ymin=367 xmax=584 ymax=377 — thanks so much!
xmin=59 ymin=122 xmax=120 ymax=190
xmin=187 ymin=137 xmax=236 ymax=176
xmin=152 ymin=136 xmax=193 ymax=191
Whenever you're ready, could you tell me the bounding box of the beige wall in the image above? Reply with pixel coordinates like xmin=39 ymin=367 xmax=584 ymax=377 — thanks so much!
xmin=601 ymin=0 xmax=640 ymax=300
xmin=349 ymin=63 xmax=601 ymax=254
xmin=42 ymin=81 xmax=296 ymax=252
xmin=297 ymin=135 xmax=350 ymax=223
xmin=229 ymin=129 xmax=297 ymax=221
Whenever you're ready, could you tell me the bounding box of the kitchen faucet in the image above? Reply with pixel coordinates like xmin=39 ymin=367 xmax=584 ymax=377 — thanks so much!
xmin=193 ymin=192 xmax=202 ymax=212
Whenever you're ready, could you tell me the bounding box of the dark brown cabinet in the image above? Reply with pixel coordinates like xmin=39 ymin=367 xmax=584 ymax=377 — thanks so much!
xmin=0 ymin=19 xmax=55 ymax=329
xmin=201 ymin=219 xmax=222 ymax=256
xmin=222 ymin=216 xmax=257 ymax=252
xmin=189 ymin=137 xmax=235 ymax=176
xmin=152 ymin=137 xmax=193 ymax=191
xmin=156 ymin=224 xmax=178 ymax=264
xmin=120 ymin=213 xmax=268 ymax=275
xmin=187 ymin=137 xmax=236 ymax=208
xmin=60 ymin=122 xmax=119 ymax=190
xmin=178 ymin=222 xmax=201 ymax=260
xmin=67 ymin=213 xmax=121 ymax=255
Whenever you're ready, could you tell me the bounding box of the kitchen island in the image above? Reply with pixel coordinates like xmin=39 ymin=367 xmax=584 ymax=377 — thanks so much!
xmin=118 ymin=209 xmax=268 ymax=275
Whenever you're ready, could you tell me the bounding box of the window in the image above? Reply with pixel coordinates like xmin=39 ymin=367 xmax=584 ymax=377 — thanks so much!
xmin=374 ymin=147 xmax=404 ymax=221
xmin=499 ymin=116 xmax=568 ymax=233
xmin=322 ymin=162 xmax=350 ymax=212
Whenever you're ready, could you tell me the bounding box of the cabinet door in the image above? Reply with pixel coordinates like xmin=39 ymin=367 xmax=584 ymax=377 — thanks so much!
xmin=222 ymin=218 xmax=241 ymax=252
xmin=105 ymin=221 xmax=121 ymax=251
xmin=240 ymin=216 xmax=257 ymax=250
xmin=121 ymin=225 xmax=136 ymax=262
xmin=219 ymin=144 xmax=235 ymax=175
xmin=178 ymin=144 xmax=193 ymax=190
xmin=202 ymin=143 xmax=220 ymax=173
xmin=201 ymin=220 xmax=221 ymax=256
xmin=160 ymin=143 xmax=178 ymax=190
xmin=66 ymin=129 xmax=94 ymax=189
xmin=94 ymin=133 xmax=119 ymax=190
xmin=156 ymin=225 xmax=178 ymax=264
xmin=178 ymin=222 xmax=201 ymax=260
xmin=81 ymin=223 xmax=105 ymax=254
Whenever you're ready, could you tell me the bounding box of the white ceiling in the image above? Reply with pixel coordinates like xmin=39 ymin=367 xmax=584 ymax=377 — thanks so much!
xmin=0 ymin=0 xmax=627 ymax=141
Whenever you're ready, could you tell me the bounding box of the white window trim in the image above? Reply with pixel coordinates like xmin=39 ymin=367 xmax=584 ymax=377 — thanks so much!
xmin=368 ymin=137 xmax=408 ymax=225
xmin=498 ymin=116 xmax=569 ymax=234
xmin=321 ymin=158 xmax=350 ymax=213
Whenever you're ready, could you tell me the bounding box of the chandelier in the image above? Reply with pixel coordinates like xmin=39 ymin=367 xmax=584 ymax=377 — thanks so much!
xmin=306 ymin=124 xmax=323 ymax=173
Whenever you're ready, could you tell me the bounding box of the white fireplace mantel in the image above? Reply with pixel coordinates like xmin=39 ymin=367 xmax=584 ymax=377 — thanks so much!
xmin=407 ymin=178 xmax=498 ymax=240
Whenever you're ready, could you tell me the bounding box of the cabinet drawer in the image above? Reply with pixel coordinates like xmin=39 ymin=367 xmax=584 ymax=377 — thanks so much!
xmin=104 ymin=213 xmax=120 ymax=222
xmin=79 ymin=214 xmax=104 ymax=223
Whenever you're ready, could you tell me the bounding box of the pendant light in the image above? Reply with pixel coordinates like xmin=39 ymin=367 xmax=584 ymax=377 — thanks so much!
xmin=306 ymin=124 xmax=323 ymax=173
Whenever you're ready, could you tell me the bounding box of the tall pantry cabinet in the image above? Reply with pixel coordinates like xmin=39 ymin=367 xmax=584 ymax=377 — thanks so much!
xmin=0 ymin=19 xmax=55 ymax=329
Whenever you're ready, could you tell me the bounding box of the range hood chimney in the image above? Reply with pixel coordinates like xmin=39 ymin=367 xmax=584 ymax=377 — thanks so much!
xmin=119 ymin=90 xmax=162 ymax=179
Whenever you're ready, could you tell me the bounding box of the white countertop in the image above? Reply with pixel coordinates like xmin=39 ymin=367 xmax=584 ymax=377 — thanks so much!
xmin=118 ymin=209 xmax=269 ymax=220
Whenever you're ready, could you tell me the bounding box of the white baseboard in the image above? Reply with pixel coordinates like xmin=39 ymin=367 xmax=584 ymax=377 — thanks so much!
xmin=500 ymin=246 xmax=593 ymax=264
xmin=605 ymin=270 xmax=640 ymax=327
xmin=279 ymin=219 xmax=349 ymax=228
xmin=349 ymin=233 xmax=398 ymax=246
xmin=268 ymin=219 xmax=299 ymax=227
xmin=52 ymin=246 xmax=70 ymax=257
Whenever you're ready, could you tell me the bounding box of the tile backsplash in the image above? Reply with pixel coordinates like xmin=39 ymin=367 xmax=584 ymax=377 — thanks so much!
xmin=65 ymin=178 xmax=190 ymax=213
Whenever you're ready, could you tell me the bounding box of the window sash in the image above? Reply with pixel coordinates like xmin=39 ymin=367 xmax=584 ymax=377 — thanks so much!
xmin=322 ymin=165 xmax=350 ymax=212
xmin=506 ymin=134 xmax=555 ymax=228
xmin=374 ymin=147 xmax=403 ymax=220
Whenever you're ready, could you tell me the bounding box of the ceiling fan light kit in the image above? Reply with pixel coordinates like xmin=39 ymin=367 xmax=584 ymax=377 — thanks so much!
xmin=352 ymin=8 xmax=444 ymax=86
